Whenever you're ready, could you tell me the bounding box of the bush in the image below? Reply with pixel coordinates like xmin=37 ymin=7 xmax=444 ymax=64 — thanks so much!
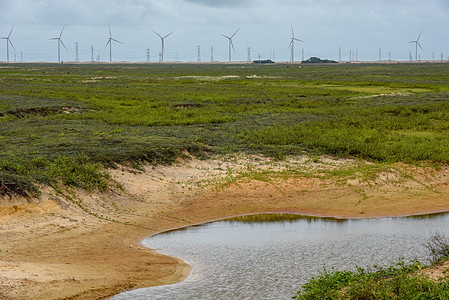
xmin=426 ymin=232 xmax=449 ymax=264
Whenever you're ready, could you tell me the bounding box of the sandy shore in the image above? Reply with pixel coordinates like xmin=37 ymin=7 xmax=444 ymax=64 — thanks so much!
xmin=1 ymin=154 xmax=449 ymax=299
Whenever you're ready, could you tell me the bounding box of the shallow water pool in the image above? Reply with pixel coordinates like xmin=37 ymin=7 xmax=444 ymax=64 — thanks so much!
xmin=112 ymin=213 xmax=449 ymax=300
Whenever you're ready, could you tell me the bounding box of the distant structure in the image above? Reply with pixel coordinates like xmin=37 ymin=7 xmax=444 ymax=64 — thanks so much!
xmin=1 ymin=26 xmax=15 ymax=62
xmin=146 ymin=47 xmax=150 ymax=63
xmin=105 ymin=25 xmax=123 ymax=63
xmin=153 ymin=30 xmax=174 ymax=63
xmin=253 ymin=59 xmax=274 ymax=64
xmin=247 ymin=47 xmax=251 ymax=63
xmin=210 ymin=46 xmax=214 ymax=62
xmin=220 ymin=28 xmax=240 ymax=62
xmin=197 ymin=45 xmax=201 ymax=62
xmin=408 ymin=30 xmax=423 ymax=61
xmin=91 ymin=46 xmax=94 ymax=62
xmin=75 ymin=42 xmax=79 ymax=62
xmin=50 ymin=25 xmax=67 ymax=63
xmin=288 ymin=25 xmax=304 ymax=63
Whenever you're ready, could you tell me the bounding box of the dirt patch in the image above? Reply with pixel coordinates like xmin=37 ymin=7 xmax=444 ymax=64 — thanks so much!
xmin=1 ymin=155 xmax=449 ymax=299
xmin=4 ymin=106 xmax=86 ymax=118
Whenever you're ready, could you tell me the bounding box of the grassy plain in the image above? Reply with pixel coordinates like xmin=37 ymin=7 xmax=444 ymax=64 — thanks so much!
xmin=1 ymin=62 xmax=449 ymax=196
xmin=2 ymin=62 xmax=449 ymax=298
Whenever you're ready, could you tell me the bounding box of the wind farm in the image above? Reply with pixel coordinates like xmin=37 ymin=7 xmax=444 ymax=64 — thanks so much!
xmin=0 ymin=23 xmax=447 ymax=64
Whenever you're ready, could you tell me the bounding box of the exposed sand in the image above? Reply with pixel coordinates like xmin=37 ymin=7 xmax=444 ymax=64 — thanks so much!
xmin=1 ymin=154 xmax=449 ymax=299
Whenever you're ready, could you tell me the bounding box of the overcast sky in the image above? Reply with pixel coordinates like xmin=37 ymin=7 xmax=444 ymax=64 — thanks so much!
xmin=1 ymin=0 xmax=449 ymax=63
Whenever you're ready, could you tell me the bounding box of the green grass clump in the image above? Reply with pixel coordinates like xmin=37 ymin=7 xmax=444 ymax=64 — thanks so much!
xmin=293 ymin=261 xmax=449 ymax=299
xmin=293 ymin=233 xmax=449 ymax=299
xmin=0 ymin=155 xmax=110 ymax=196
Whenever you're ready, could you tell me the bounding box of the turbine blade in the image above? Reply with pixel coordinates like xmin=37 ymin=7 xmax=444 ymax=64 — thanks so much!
xmin=408 ymin=41 xmax=415 ymax=43
xmin=109 ymin=24 xmax=112 ymax=38
xmin=417 ymin=30 xmax=422 ymax=41
xmin=112 ymin=38 xmax=123 ymax=44
xmin=9 ymin=39 xmax=16 ymax=51
xmin=231 ymin=40 xmax=235 ymax=53
xmin=59 ymin=24 xmax=65 ymax=39
xmin=294 ymin=38 xmax=305 ymax=43
xmin=418 ymin=42 xmax=424 ymax=52
xmin=221 ymin=34 xmax=230 ymax=39
xmin=231 ymin=28 xmax=240 ymax=38
xmin=50 ymin=37 xmax=58 ymax=40
xmin=8 ymin=25 xmax=14 ymax=38
xmin=60 ymin=39 xmax=68 ymax=51
xmin=164 ymin=31 xmax=175 ymax=39
xmin=153 ymin=30 xmax=163 ymax=39
xmin=291 ymin=24 xmax=294 ymax=38
xmin=104 ymin=39 xmax=111 ymax=49
xmin=288 ymin=40 xmax=293 ymax=49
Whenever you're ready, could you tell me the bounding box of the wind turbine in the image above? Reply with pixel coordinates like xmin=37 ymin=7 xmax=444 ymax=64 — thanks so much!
xmin=153 ymin=30 xmax=174 ymax=62
xmin=408 ymin=30 xmax=423 ymax=61
xmin=220 ymin=28 xmax=239 ymax=62
xmin=288 ymin=25 xmax=304 ymax=63
xmin=1 ymin=26 xmax=16 ymax=62
xmin=50 ymin=25 xmax=67 ymax=63
xmin=105 ymin=24 xmax=123 ymax=63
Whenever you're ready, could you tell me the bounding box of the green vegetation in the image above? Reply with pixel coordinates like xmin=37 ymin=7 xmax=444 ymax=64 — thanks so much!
xmin=292 ymin=233 xmax=449 ymax=299
xmin=1 ymin=62 xmax=449 ymax=195
xmin=302 ymin=57 xmax=338 ymax=63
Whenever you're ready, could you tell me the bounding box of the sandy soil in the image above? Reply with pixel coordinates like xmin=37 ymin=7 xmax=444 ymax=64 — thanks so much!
xmin=1 ymin=154 xmax=449 ymax=299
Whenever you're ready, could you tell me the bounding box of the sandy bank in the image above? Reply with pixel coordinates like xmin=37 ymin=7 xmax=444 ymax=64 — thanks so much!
xmin=1 ymin=154 xmax=449 ymax=299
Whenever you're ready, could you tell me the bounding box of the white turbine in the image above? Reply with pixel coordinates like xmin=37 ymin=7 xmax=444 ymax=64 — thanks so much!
xmin=288 ymin=25 xmax=304 ymax=63
xmin=408 ymin=30 xmax=424 ymax=61
xmin=153 ymin=30 xmax=174 ymax=62
xmin=105 ymin=24 xmax=123 ymax=63
xmin=1 ymin=26 xmax=16 ymax=63
xmin=50 ymin=25 xmax=67 ymax=63
xmin=220 ymin=28 xmax=240 ymax=62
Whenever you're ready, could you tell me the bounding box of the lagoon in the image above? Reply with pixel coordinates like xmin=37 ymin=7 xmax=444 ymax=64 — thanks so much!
xmin=113 ymin=213 xmax=449 ymax=300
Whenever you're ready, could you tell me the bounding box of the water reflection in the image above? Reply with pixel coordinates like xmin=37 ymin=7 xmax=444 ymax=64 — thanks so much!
xmin=225 ymin=213 xmax=346 ymax=224
xmin=113 ymin=213 xmax=449 ymax=300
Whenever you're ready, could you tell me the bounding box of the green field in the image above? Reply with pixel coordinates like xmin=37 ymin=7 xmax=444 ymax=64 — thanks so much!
xmin=1 ymin=62 xmax=449 ymax=196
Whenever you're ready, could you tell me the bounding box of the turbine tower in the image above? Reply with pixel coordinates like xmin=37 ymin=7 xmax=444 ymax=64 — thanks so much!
xmin=408 ymin=30 xmax=423 ymax=61
xmin=105 ymin=25 xmax=123 ymax=63
xmin=220 ymin=28 xmax=239 ymax=62
xmin=50 ymin=25 xmax=67 ymax=63
xmin=1 ymin=26 xmax=16 ymax=62
xmin=153 ymin=30 xmax=174 ymax=62
xmin=288 ymin=25 xmax=304 ymax=63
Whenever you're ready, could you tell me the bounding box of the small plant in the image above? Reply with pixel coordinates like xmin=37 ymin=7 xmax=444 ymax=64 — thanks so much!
xmin=425 ymin=231 xmax=449 ymax=264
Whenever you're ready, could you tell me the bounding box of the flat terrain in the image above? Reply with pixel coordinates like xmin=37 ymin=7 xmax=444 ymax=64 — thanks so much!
xmin=1 ymin=63 xmax=449 ymax=299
